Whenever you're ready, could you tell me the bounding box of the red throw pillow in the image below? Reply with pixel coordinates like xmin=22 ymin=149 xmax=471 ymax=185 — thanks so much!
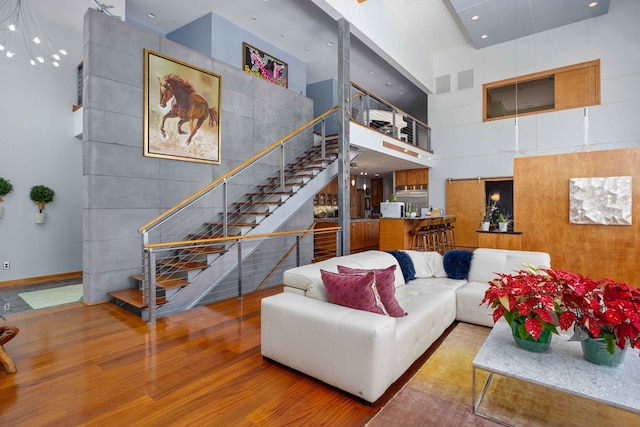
xmin=338 ymin=265 xmax=407 ymax=317
xmin=320 ymin=270 xmax=386 ymax=315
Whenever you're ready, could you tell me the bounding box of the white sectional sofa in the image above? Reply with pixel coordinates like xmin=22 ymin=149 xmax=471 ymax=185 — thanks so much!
xmin=261 ymin=248 xmax=550 ymax=403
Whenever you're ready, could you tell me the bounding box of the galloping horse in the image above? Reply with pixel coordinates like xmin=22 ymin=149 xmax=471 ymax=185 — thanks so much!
xmin=158 ymin=74 xmax=218 ymax=145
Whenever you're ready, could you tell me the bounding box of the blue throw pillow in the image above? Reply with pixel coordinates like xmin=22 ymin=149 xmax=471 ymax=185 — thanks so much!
xmin=443 ymin=250 xmax=474 ymax=280
xmin=386 ymin=250 xmax=416 ymax=282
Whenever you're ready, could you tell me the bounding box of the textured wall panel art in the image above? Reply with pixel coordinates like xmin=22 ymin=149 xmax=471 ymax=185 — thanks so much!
xmin=569 ymin=176 xmax=632 ymax=225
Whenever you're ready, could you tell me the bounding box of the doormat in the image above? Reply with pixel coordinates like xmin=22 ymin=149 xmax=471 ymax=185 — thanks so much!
xmin=18 ymin=284 xmax=83 ymax=310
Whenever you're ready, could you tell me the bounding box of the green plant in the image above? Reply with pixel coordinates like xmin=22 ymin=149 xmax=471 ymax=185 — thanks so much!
xmin=482 ymin=266 xmax=570 ymax=341
xmin=482 ymin=202 xmax=496 ymax=223
xmin=497 ymin=212 xmax=512 ymax=224
xmin=29 ymin=185 xmax=55 ymax=213
xmin=0 ymin=177 xmax=13 ymax=202
xmin=389 ymin=193 xmax=398 ymax=202
xmin=407 ymin=202 xmax=417 ymax=213
xmin=557 ymin=270 xmax=640 ymax=355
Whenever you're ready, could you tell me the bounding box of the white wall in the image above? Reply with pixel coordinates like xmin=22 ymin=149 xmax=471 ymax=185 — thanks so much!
xmin=0 ymin=14 xmax=83 ymax=282
xmin=427 ymin=0 xmax=640 ymax=209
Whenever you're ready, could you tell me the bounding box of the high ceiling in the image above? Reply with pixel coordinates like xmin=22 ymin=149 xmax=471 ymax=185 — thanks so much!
xmin=24 ymin=0 xmax=610 ymax=176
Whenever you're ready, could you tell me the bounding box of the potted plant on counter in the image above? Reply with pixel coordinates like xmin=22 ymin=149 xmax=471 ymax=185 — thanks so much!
xmin=29 ymin=185 xmax=55 ymax=224
xmin=0 ymin=177 xmax=13 ymax=219
xmin=407 ymin=202 xmax=417 ymax=218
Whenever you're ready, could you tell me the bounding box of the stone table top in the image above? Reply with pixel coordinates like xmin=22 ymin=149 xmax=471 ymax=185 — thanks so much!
xmin=473 ymin=319 xmax=640 ymax=413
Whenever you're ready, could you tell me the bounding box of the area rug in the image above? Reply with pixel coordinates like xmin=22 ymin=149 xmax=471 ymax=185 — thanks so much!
xmin=18 ymin=284 xmax=83 ymax=310
xmin=366 ymin=323 xmax=639 ymax=427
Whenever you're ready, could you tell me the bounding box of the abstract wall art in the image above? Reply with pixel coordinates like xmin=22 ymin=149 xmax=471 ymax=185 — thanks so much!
xmin=569 ymin=176 xmax=632 ymax=225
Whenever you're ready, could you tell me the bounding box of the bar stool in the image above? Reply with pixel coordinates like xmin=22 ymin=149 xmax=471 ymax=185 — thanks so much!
xmin=437 ymin=217 xmax=450 ymax=254
xmin=421 ymin=217 xmax=440 ymax=253
xmin=441 ymin=216 xmax=457 ymax=253
xmin=410 ymin=220 xmax=430 ymax=251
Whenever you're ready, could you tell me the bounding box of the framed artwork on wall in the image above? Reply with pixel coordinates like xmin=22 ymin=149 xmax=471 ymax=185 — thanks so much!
xmin=144 ymin=49 xmax=222 ymax=164
xmin=242 ymin=42 xmax=288 ymax=88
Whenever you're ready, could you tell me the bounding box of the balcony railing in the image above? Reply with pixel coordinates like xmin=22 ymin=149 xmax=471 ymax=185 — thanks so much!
xmin=350 ymin=81 xmax=431 ymax=152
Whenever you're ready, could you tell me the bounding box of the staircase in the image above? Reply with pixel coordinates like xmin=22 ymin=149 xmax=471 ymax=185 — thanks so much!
xmin=109 ymin=108 xmax=355 ymax=320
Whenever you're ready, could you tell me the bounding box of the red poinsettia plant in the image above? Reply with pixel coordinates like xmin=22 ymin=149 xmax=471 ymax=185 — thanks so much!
xmin=482 ymin=266 xmax=572 ymax=341
xmin=484 ymin=267 xmax=640 ymax=355
xmin=556 ymin=269 xmax=640 ymax=355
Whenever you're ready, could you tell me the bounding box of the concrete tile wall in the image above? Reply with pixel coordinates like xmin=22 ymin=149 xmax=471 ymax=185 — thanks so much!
xmin=83 ymin=9 xmax=313 ymax=304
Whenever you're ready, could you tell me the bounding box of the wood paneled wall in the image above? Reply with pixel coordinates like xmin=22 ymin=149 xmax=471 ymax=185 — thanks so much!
xmin=514 ymin=148 xmax=640 ymax=286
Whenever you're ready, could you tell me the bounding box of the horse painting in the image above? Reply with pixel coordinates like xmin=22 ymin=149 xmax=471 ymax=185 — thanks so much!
xmin=158 ymin=74 xmax=219 ymax=145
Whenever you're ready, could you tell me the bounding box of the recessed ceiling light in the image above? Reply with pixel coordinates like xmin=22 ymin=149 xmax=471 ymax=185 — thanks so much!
xmin=147 ymin=12 xmax=156 ymax=18
xmin=589 ymin=2 xmax=598 ymax=7
xmin=280 ymin=33 xmax=286 ymax=37
xmin=304 ymin=47 xmax=310 ymax=51
xmin=386 ymin=82 xmax=391 ymax=86
xmin=369 ymin=70 xmax=375 ymax=75
xmin=481 ymin=34 xmax=488 ymax=39
xmin=252 ymin=16 xmax=258 ymax=20
xmin=471 ymin=15 xmax=479 ymax=20
xmin=327 ymin=41 xmax=334 ymax=46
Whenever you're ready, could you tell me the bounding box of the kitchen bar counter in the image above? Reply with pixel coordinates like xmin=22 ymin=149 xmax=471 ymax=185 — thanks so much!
xmin=379 ymin=216 xmax=456 ymax=251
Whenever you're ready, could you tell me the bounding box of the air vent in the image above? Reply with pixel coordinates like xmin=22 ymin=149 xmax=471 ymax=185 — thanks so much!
xmin=436 ymin=75 xmax=450 ymax=94
xmin=458 ymin=69 xmax=473 ymax=90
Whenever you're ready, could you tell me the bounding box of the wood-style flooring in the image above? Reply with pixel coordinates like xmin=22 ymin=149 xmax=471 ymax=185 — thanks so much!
xmin=0 ymin=285 xmax=451 ymax=426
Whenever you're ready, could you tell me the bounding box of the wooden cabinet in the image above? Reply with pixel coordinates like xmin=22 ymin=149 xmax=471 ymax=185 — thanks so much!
xmin=314 ymin=220 xmax=379 ymax=261
xmin=371 ymin=177 xmax=383 ymax=210
xmin=351 ymin=220 xmax=380 ymax=252
xmin=477 ymin=231 xmax=522 ymax=250
xmin=317 ymin=175 xmax=373 ymax=218
xmin=395 ymin=168 xmax=429 ymax=187
xmin=317 ymin=178 xmax=339 ymax=207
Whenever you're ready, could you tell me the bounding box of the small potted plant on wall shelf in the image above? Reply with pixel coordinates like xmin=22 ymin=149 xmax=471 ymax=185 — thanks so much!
xmin=0 ymin=177 xmax=13 ymax=219
xmin=497 ymin=212 xmax=512 ymax=232
xmin=480 ymin=202 xmax=495 ymax=231
xmin=29 ymin=185 xmax=55 ymax=224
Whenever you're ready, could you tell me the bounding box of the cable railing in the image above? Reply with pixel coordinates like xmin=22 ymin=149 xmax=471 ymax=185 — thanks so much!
xmin=143 ymin=226 xmax=341 ymax=323
xmin=133 ymin=82 xmax=425 ymax=322
xmin=350 ymin=81 xmax=431 ymax=152
xmin=137 ymin=107 xmax=341 ymax=320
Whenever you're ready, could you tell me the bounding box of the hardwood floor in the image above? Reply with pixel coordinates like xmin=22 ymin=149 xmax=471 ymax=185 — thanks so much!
xmin=0 ymin=286 xmax=452 ymax=426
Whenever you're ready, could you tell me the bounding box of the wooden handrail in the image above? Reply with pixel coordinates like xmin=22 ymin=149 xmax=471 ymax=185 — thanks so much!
xmin=138 ymin=106 xmax=339 ymax=233
xmin=256 ymin=222 xmax=320 ymax=291
xmin=144 ymin=226 xmax=342 ymax=250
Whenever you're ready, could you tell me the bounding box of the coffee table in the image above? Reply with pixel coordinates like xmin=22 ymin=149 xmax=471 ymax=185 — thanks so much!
xmin=472 ymin=320 xmax=640 ymax=425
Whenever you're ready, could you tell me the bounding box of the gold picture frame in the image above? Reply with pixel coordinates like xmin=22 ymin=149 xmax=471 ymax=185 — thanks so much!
xmin=144 ymin=49 xmax=222 ymax=164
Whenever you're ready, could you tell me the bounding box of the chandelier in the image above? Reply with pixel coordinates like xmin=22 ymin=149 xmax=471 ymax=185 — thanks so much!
xmin=0 ymin=0 xmax=67 ymax=66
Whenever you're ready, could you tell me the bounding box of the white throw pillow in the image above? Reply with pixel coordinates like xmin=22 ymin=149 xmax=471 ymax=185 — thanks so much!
xmin=402 ymin=250 xmax=434 ymax=278
xmin=424 ymin=252 xmax=447 ymax=278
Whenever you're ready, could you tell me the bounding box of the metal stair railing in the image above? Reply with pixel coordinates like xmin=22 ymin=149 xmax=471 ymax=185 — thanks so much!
xmin=137 ymin=106 xmax=343 ymax=319
xmin=143 ymin=226 xmax=342 ymax=323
